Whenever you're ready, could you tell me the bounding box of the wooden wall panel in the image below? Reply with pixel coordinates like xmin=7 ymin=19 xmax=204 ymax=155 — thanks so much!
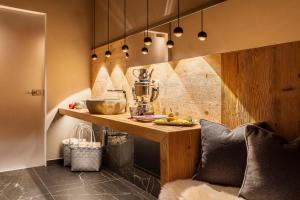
xmin=221 ymin=41 xmax=300 ymax=140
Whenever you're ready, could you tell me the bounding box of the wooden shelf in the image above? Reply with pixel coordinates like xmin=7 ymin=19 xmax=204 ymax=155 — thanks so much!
xmin=58 ymin=108 xmax=201 ymax=184
xmin=58 ymin=108 xmax=201 ymax=143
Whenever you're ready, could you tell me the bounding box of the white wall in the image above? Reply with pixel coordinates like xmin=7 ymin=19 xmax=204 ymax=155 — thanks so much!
xmin=0 ymin=0 xmax=92 ymax=161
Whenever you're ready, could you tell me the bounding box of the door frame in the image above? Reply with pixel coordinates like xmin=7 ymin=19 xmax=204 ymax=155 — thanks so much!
xmin=0 ymin=5 xmax=47 ymax=167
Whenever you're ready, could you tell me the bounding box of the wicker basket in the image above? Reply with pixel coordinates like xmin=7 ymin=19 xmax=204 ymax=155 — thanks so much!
xmin=62 ymin=124 xmax=83 ymax=167
xmin=70 ymin=124 xmax=102 ymax=171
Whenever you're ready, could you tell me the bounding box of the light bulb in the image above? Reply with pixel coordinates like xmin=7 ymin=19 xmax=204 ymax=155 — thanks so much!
xmin=144 ymin=36 xmax=152 ymax=46
xmin=141 ymin=47 xmax=148 ymax=54
xmin=198 ymin=31 xmax=207 ymax=41
xmin=105 ymin=50 xmax=111 ymax=58
xmin=91 ymin=53 xmax=98 ymax=60
xmin=122 ymin=44 xmax=129 ymax=52
xmin=166 ymin=40 xmax=174 ymax=48
xmin=173 ymin=26 xmax=183 ymax=37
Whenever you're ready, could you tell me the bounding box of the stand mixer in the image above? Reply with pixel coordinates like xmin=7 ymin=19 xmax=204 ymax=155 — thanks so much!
xmin=132 ymin=68 xmax=159 ymax=115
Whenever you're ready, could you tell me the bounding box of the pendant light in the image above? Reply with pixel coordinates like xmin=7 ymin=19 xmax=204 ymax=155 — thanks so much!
xmin=142 ymin=31 xmax=149 ymax=54
xmin=166 ymin=23 xmax=174 ymax=48
xmin=173 ymin=0 xmax=183 ymax=37
xmin=92 ymin=53 xmax=98 ymax=60
xmin=121 ymin=0 xmax=129 ymax=53
xmin=122 ymin=44 xmax=129 ymax=52
xmin=105 ymin=0 xmax=112 ymax=58
xmin=198 ymin=10 xmax=207 ymax=41
xmin=141 ymin=46 xmax=149 ymax=54
xmin=144 ymin=0 xmax=152 ymax=46
xmin=91 ymin=0 xmax=98 ymax=60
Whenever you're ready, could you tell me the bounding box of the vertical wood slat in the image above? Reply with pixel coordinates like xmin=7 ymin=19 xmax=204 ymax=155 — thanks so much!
xmin=221 ymin=41 xmax=300 ymax=140
xmin=160 ymin=131 xmax=201 ymax=185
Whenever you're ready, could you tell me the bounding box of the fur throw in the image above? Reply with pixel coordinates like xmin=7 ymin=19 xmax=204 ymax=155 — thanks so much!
xmin=159 ymin=179 xmax=243 ymax=200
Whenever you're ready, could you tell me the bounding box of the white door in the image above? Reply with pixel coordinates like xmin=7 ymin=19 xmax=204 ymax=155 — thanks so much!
xmin=0 ymin=6 xmax=46 ymax=172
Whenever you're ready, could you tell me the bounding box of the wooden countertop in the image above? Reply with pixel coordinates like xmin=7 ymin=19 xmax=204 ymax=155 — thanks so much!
xmin=58 ymin=108 xmax=201 ymax=142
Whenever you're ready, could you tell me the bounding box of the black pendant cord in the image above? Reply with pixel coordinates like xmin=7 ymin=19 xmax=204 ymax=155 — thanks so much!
xmin=177 ymin=0 xmax=180 ymax=27
xmin=93 ymin=0 xmax=96 ymax=53
xmin=124 ymin=0 xmax=126 ymax=42
xmin=197 ymin=9 xmax=207 ymax=41
xmin=107 ymin=0 xmax=110 ymax=51
xmin=201 ymin=10 xmax=204 ymax=31
xmin=146 ymin=0 xmax=149 ymax=37
xmin=144 ymin=31 xmax=146 ymax=47
xmin=169 ymin=23 xmax=172 ymax=40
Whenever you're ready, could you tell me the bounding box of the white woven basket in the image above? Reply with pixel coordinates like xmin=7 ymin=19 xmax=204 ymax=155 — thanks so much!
xmin=70 ymin=124 xmax=102 ymax=171
xmin=62 ymin=124 xmax=83 ymax=167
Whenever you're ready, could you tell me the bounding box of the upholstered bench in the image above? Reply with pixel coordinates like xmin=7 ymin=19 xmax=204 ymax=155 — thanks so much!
xmin=159 ymin=120 xmax=300 ymax=200
xmin=159 ymin=179 xmax=244 ymax=200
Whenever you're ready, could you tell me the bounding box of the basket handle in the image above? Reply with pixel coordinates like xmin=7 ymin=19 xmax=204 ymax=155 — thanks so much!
xmin=81 ymin=124 xmax=96 ymax=143
xmin=78 ymin=124 xmax=96 ymax=147
xmin=68 ymin=123 xmax=84 ymax=145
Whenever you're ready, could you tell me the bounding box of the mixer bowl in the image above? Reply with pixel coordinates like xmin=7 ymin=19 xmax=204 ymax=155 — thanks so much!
xmin=86 ymin=99 xmax=126 ymax=115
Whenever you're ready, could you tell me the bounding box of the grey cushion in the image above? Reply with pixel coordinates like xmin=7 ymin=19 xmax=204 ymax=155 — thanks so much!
xmin=239 ymin=125 xmax=300 ymax=200
xmin=193 ymin=119 xmax=250 ymax=186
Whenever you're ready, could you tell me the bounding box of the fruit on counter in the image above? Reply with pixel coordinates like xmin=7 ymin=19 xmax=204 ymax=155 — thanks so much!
xmin=166 ymin=112 xmax=177 ymax=122
xmin=172 ymin=118 xmax=191 ymax=124
xmin=69 ymin=103 xmax=76 ymax=109
xmin=158 ymin=108 xmax=194 ymax=124
xmin=183 ymin=116 xmax=193 ymax=123
xmin=68 ymin=101 xmax=85 ymax=109
xmin=168 ymin=112 xmax=175 ymax=117
xmin=154 ymin=116 xmax=194 ymax=124
xmin=154 ymin=118 xmax=168 ymax=123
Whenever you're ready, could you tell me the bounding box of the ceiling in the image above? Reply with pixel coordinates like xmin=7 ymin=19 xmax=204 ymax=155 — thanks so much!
xmin=94 ymin=0 xmax=225 ymax=47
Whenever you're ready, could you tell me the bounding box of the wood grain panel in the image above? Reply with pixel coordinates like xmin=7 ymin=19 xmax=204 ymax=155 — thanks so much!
xmin=273 ymin=43 xmax=300 ymax=139
xmin=222 ymin=41 xmax=300 ymax=139
xmin=59 ymin=108 xmax=201 ymax=143
xmin=160 ymin=130 xmax=201 ymax=184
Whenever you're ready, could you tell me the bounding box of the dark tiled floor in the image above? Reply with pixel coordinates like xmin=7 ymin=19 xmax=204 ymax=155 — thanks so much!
xmin=0 ymin=164 xmax=157 ymax=200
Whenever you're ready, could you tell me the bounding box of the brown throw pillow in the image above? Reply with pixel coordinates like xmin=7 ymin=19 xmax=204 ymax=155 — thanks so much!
xmin=239 ymin=125 xmax=300 ymax=200
xmin=193 ymin=120 xmax=262 ymax=187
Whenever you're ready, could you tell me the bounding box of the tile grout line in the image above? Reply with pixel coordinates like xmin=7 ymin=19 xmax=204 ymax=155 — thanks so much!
xmin=115 ymin=178 xmax=155 ymax=200
xmin=43 ymin=174 xmax=120 ymax=188
xmin=32 ymin=168 xmax=56 ymax=200
xmin=47 ymin=177 xmax=125 ymax=194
